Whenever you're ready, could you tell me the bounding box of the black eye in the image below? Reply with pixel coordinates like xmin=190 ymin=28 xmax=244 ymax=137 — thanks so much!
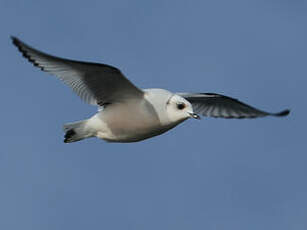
xmin=177 ymin=103 xmax=185 ymax=110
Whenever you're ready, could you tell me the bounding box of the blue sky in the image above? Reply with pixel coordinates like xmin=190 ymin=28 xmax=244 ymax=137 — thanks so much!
xmin=0 ymin=0 xmax=306 ymax=229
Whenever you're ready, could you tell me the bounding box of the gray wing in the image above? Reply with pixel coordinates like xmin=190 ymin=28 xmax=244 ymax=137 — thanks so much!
xmin=12 ymin=36 xmax=144 ymax=106
xmin=179 ymin=93 xmax=290 ymax=118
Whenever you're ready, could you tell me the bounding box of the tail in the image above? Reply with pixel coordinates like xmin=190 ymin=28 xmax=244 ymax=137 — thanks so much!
xmin=63 ymin=120 xmax=93 ymax=143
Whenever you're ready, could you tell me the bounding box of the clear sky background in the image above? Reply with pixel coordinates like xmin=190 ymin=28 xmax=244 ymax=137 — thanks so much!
xmin=0 ymin=0 xmax=306 ymax=229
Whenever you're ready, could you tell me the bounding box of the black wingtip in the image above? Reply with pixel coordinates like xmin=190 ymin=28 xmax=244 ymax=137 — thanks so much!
xmin=11 ymin=36 xmax=46 ymax=71
xmin=11 ymin=36 xmax=19 ymax=45
xmin=11 ymin=36 xmax=24 ymax=51
xmin=273 ymin=109 xmax=290 ymax=117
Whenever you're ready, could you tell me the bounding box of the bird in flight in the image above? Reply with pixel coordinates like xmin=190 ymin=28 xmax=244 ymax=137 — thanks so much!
xmin=12 ymin=37 xmax=289 ymax=143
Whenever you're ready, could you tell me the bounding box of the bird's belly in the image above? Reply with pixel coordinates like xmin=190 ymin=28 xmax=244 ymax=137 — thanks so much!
xmin=102 ymin=127 xmax=170 ymax=142
xmin=95 ymin=105 xmax=178 ymax=142
xmin=101 ymin=116 xmax=170 ymax=142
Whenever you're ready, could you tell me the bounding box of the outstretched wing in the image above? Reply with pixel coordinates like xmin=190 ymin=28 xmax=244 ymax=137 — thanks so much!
xmin=12 ymin=36 xmax=144 ymax=106
xmin=179 ymin=93 xmax=290 ymax=119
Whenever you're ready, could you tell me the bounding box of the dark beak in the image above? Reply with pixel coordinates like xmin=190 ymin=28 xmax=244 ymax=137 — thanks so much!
xmin=188 ymin=112 xmax=201 ymax=120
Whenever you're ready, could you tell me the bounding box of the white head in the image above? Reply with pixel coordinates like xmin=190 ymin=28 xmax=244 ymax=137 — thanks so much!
xmin=165 ymin=94 xmax=200 ymax=123
xmin=144 ymin=89 xmax=200 ymax=126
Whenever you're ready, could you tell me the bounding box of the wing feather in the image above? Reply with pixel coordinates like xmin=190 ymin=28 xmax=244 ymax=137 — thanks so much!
xmin=12 ymin=36 xmax=143 ymax=106
xmin=179 ymin=93 xmax=290 ymax=119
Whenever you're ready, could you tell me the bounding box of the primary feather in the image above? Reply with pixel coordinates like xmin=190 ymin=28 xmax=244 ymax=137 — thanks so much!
xmin=179 ymin=93 xmax=289 ymax=119
xmin=11 ymin=36 xmax=143 ymax=106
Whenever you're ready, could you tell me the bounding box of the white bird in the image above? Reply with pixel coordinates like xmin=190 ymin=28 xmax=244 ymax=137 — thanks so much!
xmin=11 ymin=37 xmax=290 ymax=143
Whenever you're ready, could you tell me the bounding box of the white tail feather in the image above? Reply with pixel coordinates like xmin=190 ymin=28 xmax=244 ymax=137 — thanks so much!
xmin=63 ymin=120 xmax=93 ymax=143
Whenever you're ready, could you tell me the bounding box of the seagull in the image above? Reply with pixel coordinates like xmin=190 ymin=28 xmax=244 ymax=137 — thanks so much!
xmin=11 ymin=37 xmax=290 ymax=143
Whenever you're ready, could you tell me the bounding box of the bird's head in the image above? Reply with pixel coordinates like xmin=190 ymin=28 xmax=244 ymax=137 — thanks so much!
xmin=165 ymin=94 xmax=200 ymax=123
